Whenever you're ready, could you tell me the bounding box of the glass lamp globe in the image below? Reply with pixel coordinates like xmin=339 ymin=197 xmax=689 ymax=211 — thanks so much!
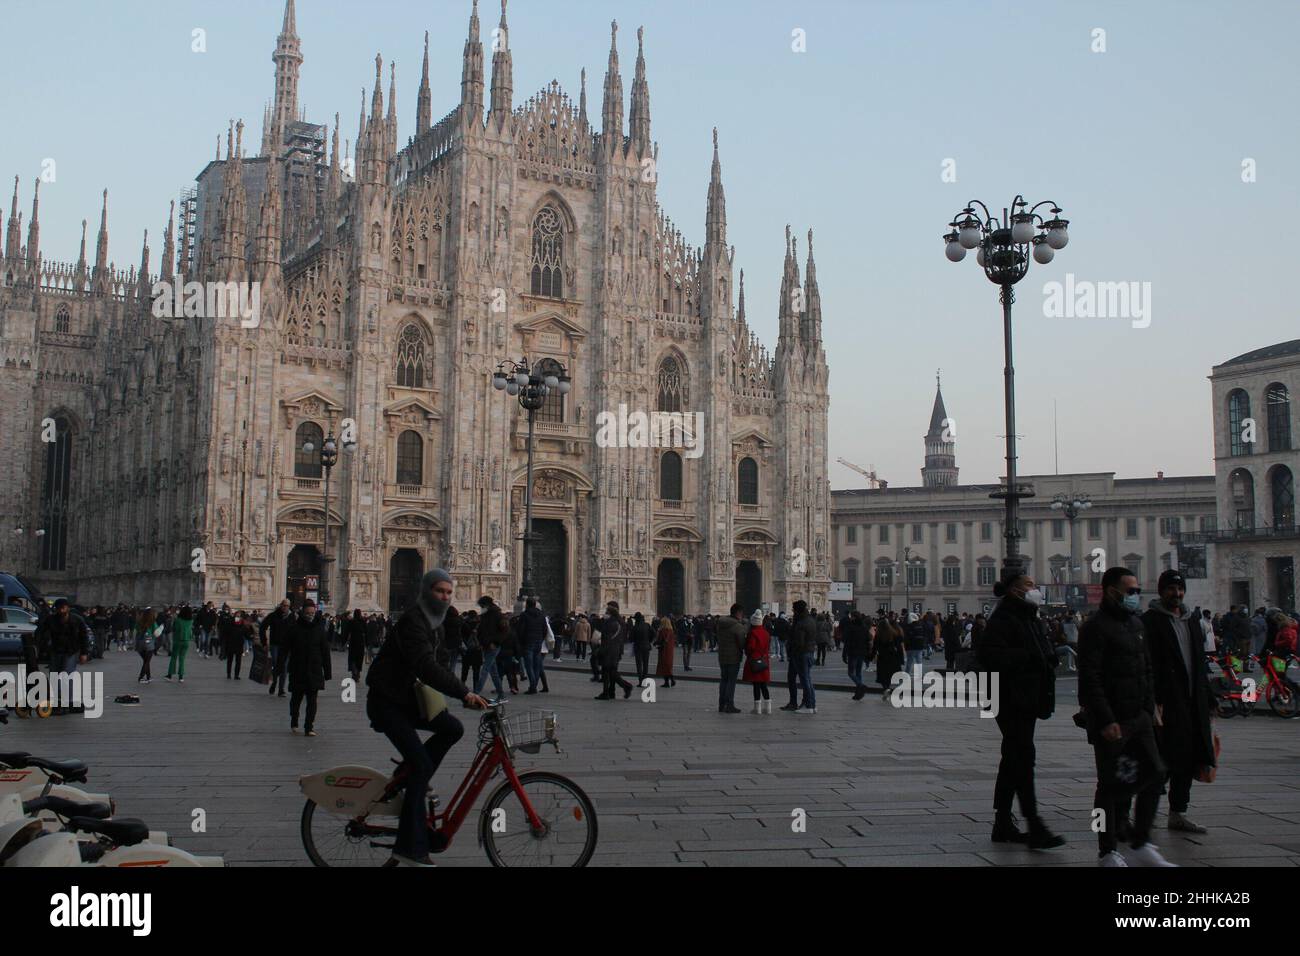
xmin=1011 ymin=215 xmax=1036 ymax=244
xmin=1032 ymin=240 xmax=1055 ymax=264
xmin=506 ymin=381 xmax=520 ymax=396
xmin=544 ymin=374 xmax=559 ymax=388
xmin=958 ymin=222 xmax=982 ymax=249
xmin=945 ymin=240 xmax=966 ymax=263
xmin=976 ymin=245 xmax=987 ymax=267
xmin=515 ymin=371 xmax=530 ymax=387
xmin=558 ymin=379 xmax=571 ymax=394
xmin=492 ymin=373 xmax=507 ymax=390
xmin=302 ymin=441 xmax=315 ymax=454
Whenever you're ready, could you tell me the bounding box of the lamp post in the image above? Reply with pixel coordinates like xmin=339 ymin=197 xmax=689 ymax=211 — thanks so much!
xmin=1051 ymin=491 xmax=1092 ymax=602
xmin=945 ymin=197 xmax=1069 ymax=578
xmin=492 ymin=358 xmax=571 ymax=607
xmin=301 ymin=431 xmax=355 ymax=610
xmin=897 ymin=545 xmax=924 ymax=615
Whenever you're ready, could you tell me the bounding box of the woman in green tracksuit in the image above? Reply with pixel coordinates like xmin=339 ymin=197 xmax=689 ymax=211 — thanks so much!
xmin=166 ymin=605 xmax=195 ymax=682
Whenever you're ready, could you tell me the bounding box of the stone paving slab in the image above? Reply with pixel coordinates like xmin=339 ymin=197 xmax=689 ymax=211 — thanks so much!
xmin=1 ymin=648 xmax=1295 ymax=867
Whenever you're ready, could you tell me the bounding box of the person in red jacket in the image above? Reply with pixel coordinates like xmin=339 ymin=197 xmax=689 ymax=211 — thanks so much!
xmin=1272 ymin=612 xmax=1298 ymax=656
xmin=743 ymin=611 xmax=773 ymax=714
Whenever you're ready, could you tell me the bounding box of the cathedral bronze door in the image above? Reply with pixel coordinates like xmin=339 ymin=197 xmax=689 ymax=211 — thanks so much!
xmin=389 ymin=549 xmax=424 ymax=618
xmin=286 ymin=545 xmax=323 ymax=608
xmin=656 ymin=559 xmax=685 ymax=617
xmin=530 ymin=519 xmax=567 ymax=615
xmin=736 ymin=560 xmax=762 ymax=615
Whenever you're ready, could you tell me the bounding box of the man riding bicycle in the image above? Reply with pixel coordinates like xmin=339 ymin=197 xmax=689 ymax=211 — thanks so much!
xmin=366 ymin=568 xmax=488 ymax=867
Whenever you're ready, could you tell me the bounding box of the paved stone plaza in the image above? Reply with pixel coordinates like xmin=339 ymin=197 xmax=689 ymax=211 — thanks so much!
xmin=3 ymin=649 xmax=1298 ymax=867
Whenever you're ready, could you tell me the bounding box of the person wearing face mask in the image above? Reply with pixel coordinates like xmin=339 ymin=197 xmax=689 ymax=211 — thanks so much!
xmin=1141 ymin=571 xmax=1215 ymax=836
xmin=366 ymin=569 xmax=489 ymax=867
xmin=285 ymin=600 xmax=331 ymax=736
xmin=1078 ymin=567 xmax=1172 ymax=867
xmin=979 ymin=568 xmax=1064 ymax=849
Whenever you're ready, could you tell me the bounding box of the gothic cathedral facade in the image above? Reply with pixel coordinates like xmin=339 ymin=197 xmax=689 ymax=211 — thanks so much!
xmin=0 ymin=1 xmax=831 ymax=616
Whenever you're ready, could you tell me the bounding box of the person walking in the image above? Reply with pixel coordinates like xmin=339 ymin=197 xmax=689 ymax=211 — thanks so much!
xmin=343 ymin=608 xmax=367 ymax=682
xmin=791 ymin=601 xmax=818 ymax=714
xmin=596 ymin=602 xmax=633 ymax=700
xmin=574 ymin=612 xmax=590 ymax=662
xmin=1141 ymin=570 xmax=1216 ymax=837
xmin=815 ymin=612 xmax=832 ymax=666
xmin=875 ymin=613 xmax=903 ymax=699
xmin=519 ymin=598 xmax=548 ymax=695
xmin=1247 ymin=607 xmax=1268 ymax=670
xmin=259 ymin=600 xmax=294 ymax=697
xmin=980 ymin=569 xmax=1064 ymax=850
xmin=942 ymin=612 xmax=961 ymax=672
xmin=743 ymin=611 xmax=773 ymax=713
xmin=458 ymin=611 xmax=483 ymax=688
xmin=631 ymin=612 xmax=653 ymax=684
xmin=221 ymin=609 xmax=248 ymax=679
xmin=286 ymin=600 xmax=331 ymax=736
xmin=135 ymin=608 xmax=160 ymax=683
xmin=654 ymin=615 xmax=677 ymax=688
xmin=1079 ymin=566 xmax=1172 ymax=867
xmin=779 ymin=607 xmax=806 ymax=711
xmin=715 ymin=603 xmax=747 ymax=714
xmin=165 ymin=605 xmax=194 ymax=683
xmin=903 ymin=612 xmax=927 ymax=674
xmin=473 ymin=596 xmax=507 ymax=700
xmin=844 ymin=611 xmax=871 ymax=700
xmin=676 ymin=614 xmax=693 ymax=672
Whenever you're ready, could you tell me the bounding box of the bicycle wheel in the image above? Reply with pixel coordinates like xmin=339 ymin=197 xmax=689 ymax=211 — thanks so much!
xmin=300 ymin=799 xmax=395 ymax=867
xmin=1266 ymin=680 xmax=1300 ymax=719
xmin=1213 ymin=695 xmax=1237 ymax=719
xmin=479 ymin=771 xmax=597 ymax=867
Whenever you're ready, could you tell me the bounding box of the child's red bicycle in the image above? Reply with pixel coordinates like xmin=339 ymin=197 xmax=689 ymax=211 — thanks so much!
xmin=300 ymin=701 xmax=597 ymax=867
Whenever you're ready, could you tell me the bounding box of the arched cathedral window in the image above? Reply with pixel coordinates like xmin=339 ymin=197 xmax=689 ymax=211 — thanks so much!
xmin=738 ymin=457 xmax=759 ymax=505
xmin=534 ymin=358 xmax=566 ymax=424
xmin=55 ymin=306 xmax=70 ymax=333
xmin=295 ymin=422 xmax=323 ymax=479
xmin=530 ymin=207 xmax=564 ymax=299
xmin=395 ymin=323 xmax=429 ymax=389
xmin=656 ymin=356 xmax=687 ymax=413
xmin=40 ymin=415 xmax=73 ymax=571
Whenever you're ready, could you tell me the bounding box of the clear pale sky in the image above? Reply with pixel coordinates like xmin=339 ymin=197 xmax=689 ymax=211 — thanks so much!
xmin=6 ymin=0 xmax=1297 ymax=488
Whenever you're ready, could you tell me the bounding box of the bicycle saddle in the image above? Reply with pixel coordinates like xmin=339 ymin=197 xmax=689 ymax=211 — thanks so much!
xmin=19 ymin=756 xmax=89 ymax=783
xmin=0 ymin=751 xmax=32 ymax=766
xmin=68 ymin=817 xmax=149 ymax=847
xmin=23 ymin=795 xmax=112 ymax=820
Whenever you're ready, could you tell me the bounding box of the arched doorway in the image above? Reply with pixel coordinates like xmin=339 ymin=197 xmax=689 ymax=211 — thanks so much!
xmin=286 ymin=545 xmax=322 ymax=608
xmin=656 ymin=559 xmax=685 ymax=616
xmin=389 ymin=549 xmax=424 ymax=618
xmin=736 ymin=560 xmax=762 ymax=614
xmin=531 ymin=519 xmax=568 ymax=615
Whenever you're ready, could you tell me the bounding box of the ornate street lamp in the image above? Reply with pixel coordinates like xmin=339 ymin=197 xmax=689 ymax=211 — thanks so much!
xmin=492 ymin=358 xmax=571 ymax=606
xmin=945 ymin=196 xmax=1070 ymax=578
xmin=896 ymin=546 xmax=925 ymax=615
xmin=301 ymin=431 xmax=356 ymax=609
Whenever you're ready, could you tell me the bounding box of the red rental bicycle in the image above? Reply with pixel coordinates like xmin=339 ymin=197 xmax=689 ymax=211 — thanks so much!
xmin=300 ymin=700 xmax=597 ymax=867
xmin=1246 ymin=653 xmax=1300 ymax=719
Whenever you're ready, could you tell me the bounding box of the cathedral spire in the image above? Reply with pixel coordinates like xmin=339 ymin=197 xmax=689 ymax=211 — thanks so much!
xmin=578 ymin=68 xmax=589 ymax=129
xmin=601 ymin=20 xmax=624 ymax=154
xmin=802 ymin=228 xmax=822 ymax=345
xmin=777 ymin=224 xmax=802 ymax=347
xmin=737 ymin=268 xmax=746 ymax=324
xmin=705 ymin=128 xmax=726 ymax=247
xmin=75 ymin=218 xmax=88 ymax=286
xmin=417 ymin=31 xmax=432 ymax=132
xmin=161 ymin=200 xmax=175 ymax=282
xmin=489 ymin=0 xmax=513 ymax=124
xmin=387 ymin=60 xmax=398 ymax=155
xmin=460 ymin=0 xmax=485 ymax=124
xmin=921 ymin=372 xmax=958 ymax=487
xmin=254 ymin=152 xmax=283 ymax=285
xmin=216 ymin=122 xmax=248 ymax=281
xmin=137 ymin=229 xmax=151 ymax=299
xmin=267 ymin=0 xmax=303 ymax=156
xmin=628 ymin=26 xmax=651 ymax=157
xmin=4 ymin=176 xmax=20 ymax=261
xmin=26 ymin=178 xmax=40 ymax=266
xmin=93 ymin=188 xmax=110 ymax=288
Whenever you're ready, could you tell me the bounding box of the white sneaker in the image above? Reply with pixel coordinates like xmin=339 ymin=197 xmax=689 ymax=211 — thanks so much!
xmin=752 ymin=703 xmax=762 ymax=714
xmin=1126 ymin=842 xmax=1178 ymax=867
xmin=1098 ymin=850 xmax=1128 ymax=867
xmin=796 ymin=707 xmax=817 ymax=715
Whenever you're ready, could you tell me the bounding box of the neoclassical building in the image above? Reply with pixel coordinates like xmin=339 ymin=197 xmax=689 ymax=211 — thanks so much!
xmin=0 ymin=1 xmax=831 ymax=616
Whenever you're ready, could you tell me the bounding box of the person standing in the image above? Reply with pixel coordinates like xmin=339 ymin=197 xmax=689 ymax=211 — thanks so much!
xmin=715 ymin=604 xmax=747 ymax=714
xmin=343 ymin=609 xmax=368 ymax=682
xmin=1247 ymin=607 xmax=1268 ymax=670
xmin=1079 ymin=567 xmax=1172 ymax=867
xmin=779 ymin=607 xmax=806 ymax=711
xmin=573 ymin=612 xmax=591 ymax=662
xmin=458 ymin=611 xmax=483 ymax=688
xmin=286 ymin=600 xmax=331 ymax=736
xmin=743 ymin=611 xmax=773 ymax=713
xmin=260 ymin=600 xmax=294 ymax=697
xmin=519 ymin=598 xmax=548 ymax=695
xmin=1141 ymin=570 xmax=1216 ymax=837
xmin=815 ymin=612 xmax=832 ymax=666
xmin=165 ymin=605 xmax=194 ymax=683
xmin=654 ymin=616 xmax=677 ymax=688
xmin=942 ymin=612 xmax=961 ymax=672
xmin=221 ymin=609 xmax=248 ymax=679
xmin=597 ymin=602 xmax=633 ymax=700
xmin=903 ymin=612 xmax=927 ymax=674
xmin=675 ymin=614 xmax=693 ymax=672
xmin=875 ymin=612 xmax=903 ymax=699
xmin=135 ymin=609 xmax=160 ymax=683
xmin=790 ymin=601 xmax=818 ymax=714
xmin=631 ymin=612 xmax=653 ymax=684
xmin=35 ymin=600 xmax=90 ymax=714
xmin=980 ymin=570 xmax=1064 ymax=850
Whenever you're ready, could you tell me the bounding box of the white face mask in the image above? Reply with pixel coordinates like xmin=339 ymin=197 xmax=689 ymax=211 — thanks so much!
xmin=1023 ymin=588 xmax=1044 ymax=607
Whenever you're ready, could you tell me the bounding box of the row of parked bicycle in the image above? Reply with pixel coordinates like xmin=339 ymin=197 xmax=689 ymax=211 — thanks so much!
xmin=1207 ymin=652 xmax=1300 ymax=719
xmin=0 ymin=718 xmax=223 ymax=866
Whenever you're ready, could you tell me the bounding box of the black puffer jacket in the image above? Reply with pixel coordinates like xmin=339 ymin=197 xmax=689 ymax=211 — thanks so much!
xmin=979 ymin=596 xmax=1057 ymax=719
xmin=1078 ymin=600 xmax=1155 ymax=735
xmin=366 ymin=604 xmax=469 ymax=720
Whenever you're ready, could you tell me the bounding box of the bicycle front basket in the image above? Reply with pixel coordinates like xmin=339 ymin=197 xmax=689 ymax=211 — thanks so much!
xmin=502 ymin=710 xmax=560 ymax=754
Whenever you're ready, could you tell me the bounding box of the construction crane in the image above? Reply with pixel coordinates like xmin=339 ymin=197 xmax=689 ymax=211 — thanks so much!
xmin=837 ymin=458 xmax=882 ymax=489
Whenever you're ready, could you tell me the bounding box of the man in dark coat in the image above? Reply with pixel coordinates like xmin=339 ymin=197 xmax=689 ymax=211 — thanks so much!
xmin=365 ymin=569 xmax=488 ymax=867
xmin=630 ymin=612 xmax=653 ymax=684
xmin=843 ymin=612 xmax=872 ymax=700
xmin=980 ymin=571 xmax=1063 ymax=849
xmin=1079 ymin=567 xmax=1172 ymax=867
xmin=519 ymin=598 xmax=548 ymax=694
xmin=286 ymin=600 xmax=332 ymax=736
xmin=259 ymin=599 xmax=295 ymax=696
xmin=1141 ymin=570 xmax=1215 ymax=836
xmin=715 ymin=604 xmax=747 ymax=713
xmin=596 ymin=602 xmax=632 ymax=700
